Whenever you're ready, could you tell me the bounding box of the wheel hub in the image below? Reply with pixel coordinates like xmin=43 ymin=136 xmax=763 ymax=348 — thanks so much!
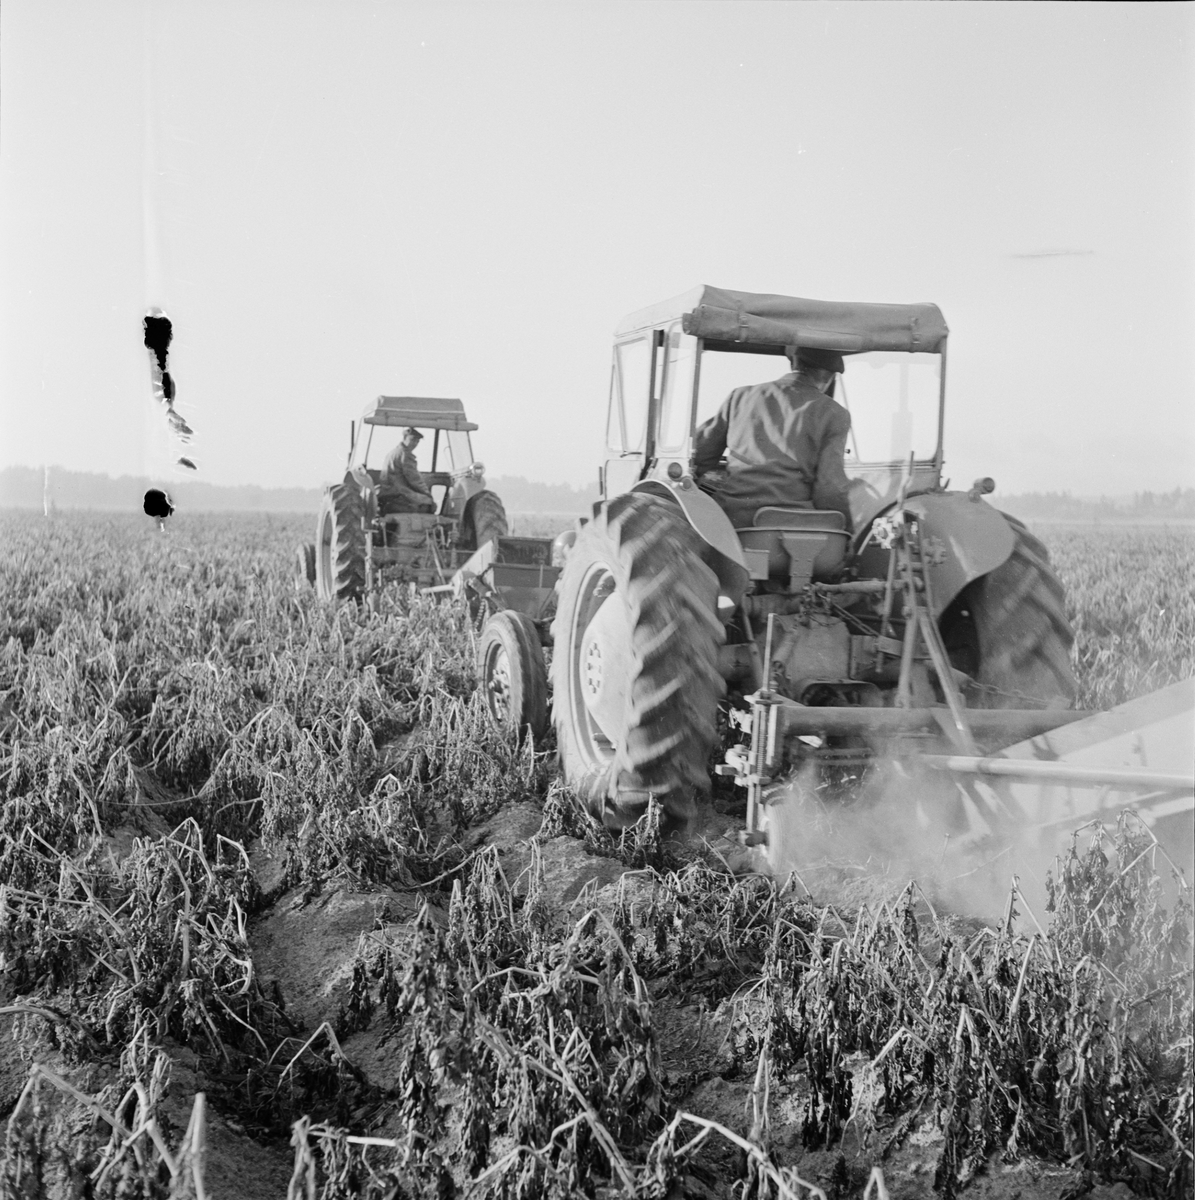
xmin=583 ymin=639 xmax=603 ymax=699
xmin=578 ymin=594 xmax=632 ymax=743
xmin=487 ymin=647 xmax=512 ymax=723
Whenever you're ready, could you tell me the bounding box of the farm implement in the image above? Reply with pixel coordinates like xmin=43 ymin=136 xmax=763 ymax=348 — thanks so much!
xmin=722 ymin=557 xmax=1195 ymax=877
xmin=442 ymin=531 xmax=564 ymax=743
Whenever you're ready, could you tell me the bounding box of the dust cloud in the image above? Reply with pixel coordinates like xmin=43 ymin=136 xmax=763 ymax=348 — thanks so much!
xmin=762 ymin=754 xmax=1073 ymax=927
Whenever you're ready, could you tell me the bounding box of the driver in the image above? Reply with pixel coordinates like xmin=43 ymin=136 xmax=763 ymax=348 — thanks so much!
xmin=380 ymin=427 xmax=437 ymax=514
xmin=691 ymin=346 xmax=853 ymax=530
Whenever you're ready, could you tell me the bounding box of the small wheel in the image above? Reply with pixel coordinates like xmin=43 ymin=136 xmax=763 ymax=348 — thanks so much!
xmin=478 ymin=610 xmax=549 ymax=741
xmin=295 ymin=542 xmax=316 ymax=588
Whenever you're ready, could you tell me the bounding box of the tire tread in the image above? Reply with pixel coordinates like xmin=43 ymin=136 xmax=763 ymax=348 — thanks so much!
xmin=551 ymin=494 xmax=725 ymax=829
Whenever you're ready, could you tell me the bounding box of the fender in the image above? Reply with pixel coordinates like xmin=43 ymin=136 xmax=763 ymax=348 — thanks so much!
xmin=902 ymin=492 xmax=1016 ymax=615
xmin=632 ymin=478 xmax=751 ymax=603
xmin=343 ymin=468 xmax=379 ymax=525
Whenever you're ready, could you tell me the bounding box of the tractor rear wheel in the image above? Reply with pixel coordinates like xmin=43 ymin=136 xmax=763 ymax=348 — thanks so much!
xmin=478 ymin=610 xmax=549 ymax=742
xmin=295 ymin=543 xmax=316 ymax=589
xmin=551 ymin=493 xmax=725 ymax=832
xmin=460 ymin=490 xmax=508 ymax=552
xmin=940 ymin=514 xmax=1076 ymax=708
xmin=315 ymin=484 xmax=366 ymax=603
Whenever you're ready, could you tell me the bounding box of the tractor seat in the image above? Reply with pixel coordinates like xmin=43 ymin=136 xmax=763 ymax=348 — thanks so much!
xmin=370 ymin=468 xmax=452 ymax=490
xmin=378 ymin=492 xmax=442 ymax=518
xmin=378 ymin=511 xmax=448 ymax=531
xmin=751 ymin=506 xmax=845 ymax=531
xmin=735 ymin=507 xmax=848 ymax=588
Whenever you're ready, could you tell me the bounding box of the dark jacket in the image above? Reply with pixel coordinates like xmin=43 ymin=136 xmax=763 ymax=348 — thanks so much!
xmin=692 ymin=372 xmax=852 ymax=528
xmin=382 ymin=445 xmax=433 ymax=505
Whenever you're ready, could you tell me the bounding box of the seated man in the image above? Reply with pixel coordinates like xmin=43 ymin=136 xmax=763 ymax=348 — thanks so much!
xmin=379 ymin=427 xmax=437 ymax=514
xmin=692 ymin=346 xmax=853 ymax=531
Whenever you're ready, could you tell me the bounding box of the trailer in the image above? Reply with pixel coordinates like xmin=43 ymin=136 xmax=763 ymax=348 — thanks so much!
xmin=436 ymin=532 xmax=567 ymax=742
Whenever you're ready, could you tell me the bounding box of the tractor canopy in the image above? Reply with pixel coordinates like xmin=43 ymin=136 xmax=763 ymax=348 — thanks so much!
xmin=363 ymin=396 xmax=479 ymax=431
xmin=615 ymin=286 xmax=948 ymax=356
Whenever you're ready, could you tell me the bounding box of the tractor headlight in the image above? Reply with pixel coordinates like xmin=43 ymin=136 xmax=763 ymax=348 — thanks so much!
xmin=469 ymin=462 xmax=486 ymax=480
xmin=551 ymin=530 xmax=577 ymax=567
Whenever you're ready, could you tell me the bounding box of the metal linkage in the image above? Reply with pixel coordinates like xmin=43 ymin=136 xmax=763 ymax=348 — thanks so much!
xmin=756 ymin=704 xmax=1090 ymax=739
xmin=919 ymin=755 xmax=1195 ymax=792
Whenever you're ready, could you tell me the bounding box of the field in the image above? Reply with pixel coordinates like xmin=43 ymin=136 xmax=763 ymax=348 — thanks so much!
xmin=0 ymin=512 xmax=1191 ymax=1200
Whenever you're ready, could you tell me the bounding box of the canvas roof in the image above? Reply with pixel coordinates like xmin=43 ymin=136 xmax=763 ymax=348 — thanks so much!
xmin=615 ymin=285 xmax=948 ymax=354
xmin=364 ymin=396 xmax=478 ymax=430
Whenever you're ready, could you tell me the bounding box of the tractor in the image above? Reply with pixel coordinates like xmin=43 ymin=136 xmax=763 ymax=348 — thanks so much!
xmin=297 ymin=396 xmax=510 ymax=603
xmin=446 ymin=288 xmax=1189 ymax=872
xmin=543 ymin=286 xmax=1098 ymax=854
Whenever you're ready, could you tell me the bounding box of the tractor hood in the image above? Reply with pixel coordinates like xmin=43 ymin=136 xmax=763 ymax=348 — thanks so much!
xmin=616 ymin=286 xmax=948 ymax=355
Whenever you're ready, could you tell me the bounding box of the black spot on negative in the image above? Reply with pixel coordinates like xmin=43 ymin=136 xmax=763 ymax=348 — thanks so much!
xmin=143 ymin=313 xmax=173 ymax=373
xmin=144 ymin=489 xmax=174 ymax=519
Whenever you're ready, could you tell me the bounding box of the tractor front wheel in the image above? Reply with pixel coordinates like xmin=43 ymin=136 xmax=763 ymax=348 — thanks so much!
xmin=315 ymin=484 xmax=366 ymax=603
xmin=478 ymin=610 xmax=549 ymax=742
xmin=460 ymin=490 xmax=508 ymax=552
xmin=551 ymin=493 xmax=725 ymax=833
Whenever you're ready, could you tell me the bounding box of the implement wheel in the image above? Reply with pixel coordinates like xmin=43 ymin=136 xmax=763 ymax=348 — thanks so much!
xmin=940 ymin=514 xmax=1077 ymax=708
xmin=460 ymin=490 xmax=508 ymax=552
xmin=478 ymin=611 xmax=548 ymax=741
xmin=295 ymin=542 xmax=316 ymax=589
xmin=551 ymin=493 xmax=725 ymax=833
xmin=315 ymin=484 xmax=366 ymax=603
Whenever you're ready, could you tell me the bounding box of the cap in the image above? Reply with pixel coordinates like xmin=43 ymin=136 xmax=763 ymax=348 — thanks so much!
xmin=793 ymin=346 xmax=845 ymax=374
xmin=403 ymin=426 xmax=424 ymax=439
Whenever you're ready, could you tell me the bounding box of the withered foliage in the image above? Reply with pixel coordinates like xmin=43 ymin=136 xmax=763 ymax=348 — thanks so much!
xmin=0 ymin=512 xmax=1191 ymax=1199
xmin=291 ymin=824 xmax=1191 ymax=1200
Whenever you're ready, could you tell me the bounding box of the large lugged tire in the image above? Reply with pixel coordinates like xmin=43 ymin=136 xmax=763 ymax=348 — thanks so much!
xmin=460 ymin=490 xmax=508 ymax=552
xmin=940 ymin=514 xmax=1076 ymax=708
xmin=315 ymin=484 xmax=366 ymax=602
xmin=478 ymin=610 xmax=549 ymax=742
xmin=295 ymin=543 xmax=316 ymax=589
xmin=551 ymin=493 xmax=726 ymax=832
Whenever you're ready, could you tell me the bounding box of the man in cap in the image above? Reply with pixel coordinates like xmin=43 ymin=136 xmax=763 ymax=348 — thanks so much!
xmin=380 ymin=427 xmax=437 ymax=514
xmin=692 ymin=346 xmax=853 ymax=530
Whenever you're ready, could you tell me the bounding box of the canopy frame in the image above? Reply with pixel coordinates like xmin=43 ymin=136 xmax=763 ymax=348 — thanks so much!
xmin=364 ymin=395 xmax=479 ymax=431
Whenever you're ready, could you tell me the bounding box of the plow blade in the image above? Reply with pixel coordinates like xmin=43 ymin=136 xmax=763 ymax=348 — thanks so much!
xmin=918 ymin=755 xmax=1193 ymax=793
xmin=927 ymin=677 xmax=1194 ymax=876
xmin=772 ymin=706 xmax=1093 ymax=742
xmin=731 ymin=680 xmax=1193 ymax=880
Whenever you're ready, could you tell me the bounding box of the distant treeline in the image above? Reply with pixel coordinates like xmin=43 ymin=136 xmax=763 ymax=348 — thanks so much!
xmin=485 ymin=475 xmax=601 ymax=514
xmin=1 ymin=466 xmax=323 ymax=514
xmin=4 ymin=466 xmax=1189 ymax=521
xmin=0 ymin=466 xmax=601 ymax=515
xmin=996 ymin=488 xmax=1195 ymax=523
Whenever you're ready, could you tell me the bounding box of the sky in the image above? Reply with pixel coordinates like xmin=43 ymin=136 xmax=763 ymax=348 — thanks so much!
xmin=1 ymin=1 xmax=1192 ymax=498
